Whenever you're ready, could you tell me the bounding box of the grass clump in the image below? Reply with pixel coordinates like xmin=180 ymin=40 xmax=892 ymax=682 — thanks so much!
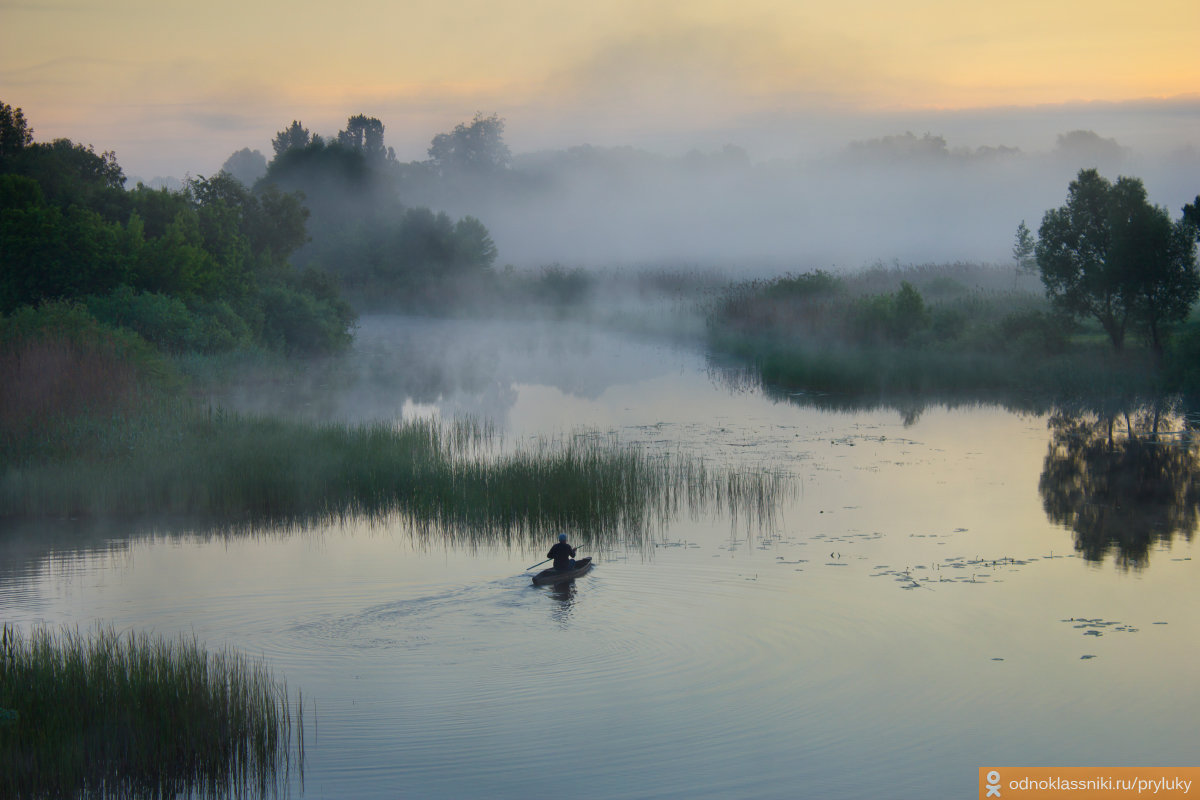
xmin=0 ymin=623 xmax=300 ymax=800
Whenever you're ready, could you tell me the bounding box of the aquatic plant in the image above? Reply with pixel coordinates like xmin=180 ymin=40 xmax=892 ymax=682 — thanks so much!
xmin=0 ymin=623 xmax=300 ymax=799
xmin=0 ymin=414 xmax=791 ymax=546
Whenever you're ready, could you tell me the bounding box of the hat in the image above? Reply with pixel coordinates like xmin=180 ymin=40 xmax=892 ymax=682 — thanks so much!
xmin=558 ymin=533 xmax=568 ymax=542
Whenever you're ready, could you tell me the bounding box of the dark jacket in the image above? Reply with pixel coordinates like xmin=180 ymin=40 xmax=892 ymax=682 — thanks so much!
xmin=547 ymin=542 xmax=576 ymax=570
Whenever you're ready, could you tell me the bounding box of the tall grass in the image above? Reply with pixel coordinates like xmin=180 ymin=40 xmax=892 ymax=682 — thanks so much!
xmin=0 ymin=623 xmax=300 ymax=799
xmin=1 ymin=301 xmax=177 ymax=464
xmin=2 ymin=300 xmax=791 ymax=543
xmin=0 ymin=413 xmax=791 ymax=545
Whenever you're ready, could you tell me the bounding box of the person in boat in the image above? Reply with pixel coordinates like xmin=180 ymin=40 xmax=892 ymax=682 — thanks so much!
xmin=547 ymin=533 xmax=576 ymax=571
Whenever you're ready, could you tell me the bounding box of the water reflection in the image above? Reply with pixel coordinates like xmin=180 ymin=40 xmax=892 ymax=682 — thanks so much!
xmin=1039 ymin=403 xmax=1200 ymax=569
xmin=208 ymin=316 xmax=676 ymax=428
xmin=545 ymin=580 xmax=579 ymax=626
xmin=705 ymin=354 xmax=1065 ymax=426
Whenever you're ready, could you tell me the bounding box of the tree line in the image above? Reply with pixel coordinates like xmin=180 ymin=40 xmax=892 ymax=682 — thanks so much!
xmin=0 ymin=105 xmax=513 ymax=352
xmin=1 ymin=101 xmax=355 ymax=354
xmin=250 ymin=115 xmax=499 ymax=299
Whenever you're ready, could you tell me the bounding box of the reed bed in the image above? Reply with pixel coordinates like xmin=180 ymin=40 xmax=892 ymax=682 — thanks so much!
xmin=0 ymin=413 xmax=792 ymax=545
xmin=0 ymin=623 xmax=299 ymax=800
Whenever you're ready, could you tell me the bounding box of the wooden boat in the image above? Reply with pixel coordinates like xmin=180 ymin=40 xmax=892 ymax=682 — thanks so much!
xmin=532 ymin=557 xmax=593 ymax=586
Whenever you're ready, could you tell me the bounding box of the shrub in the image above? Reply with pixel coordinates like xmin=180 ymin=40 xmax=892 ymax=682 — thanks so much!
xmin=997 ymin=309 xmax=1071 ymax=356
xmin=258 ymin=281 xmax=353 ymax=354
xmin=762 ymin=270 xmax=842 ymax=300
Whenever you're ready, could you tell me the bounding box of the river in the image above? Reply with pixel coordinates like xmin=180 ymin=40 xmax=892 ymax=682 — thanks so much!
xmin=3 ymin=314 xmax=1198 ymax=799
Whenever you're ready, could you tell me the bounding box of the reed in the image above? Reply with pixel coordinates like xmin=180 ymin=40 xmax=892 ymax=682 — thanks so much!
xmin=0 ymin=413 xmax=791 ymax=545
xmin=0 ymin=623 xmax=300 ymax=799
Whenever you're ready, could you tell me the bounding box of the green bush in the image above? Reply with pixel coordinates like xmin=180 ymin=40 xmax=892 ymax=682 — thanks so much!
xmin=931 ymin=306 xmax=968 ymax=342
xmin=997 ymin=309 xmax=1070 ymax=356
xmin=850 ymin=282 xmax=931 ymax=344
xmin=84 ymin=287 xmax=254 ymax=354
xmin=258 ymin=281 xmax=354 ymax=354
xmin=1162 ymin=321 xmax=1200 ymax=394
xmin=762 ymin=270 xmax=842 ymax=300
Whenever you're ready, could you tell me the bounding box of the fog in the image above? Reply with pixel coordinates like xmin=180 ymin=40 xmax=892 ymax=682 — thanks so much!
xmin=418 ymin=127 xmax=1197 ymax=271
xmin=125 ymin=96 xmax=1193 ymax=275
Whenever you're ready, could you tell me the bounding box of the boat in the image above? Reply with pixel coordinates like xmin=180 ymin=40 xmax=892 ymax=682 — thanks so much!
xmin=532 ymin=557 xmax=593 ymax=586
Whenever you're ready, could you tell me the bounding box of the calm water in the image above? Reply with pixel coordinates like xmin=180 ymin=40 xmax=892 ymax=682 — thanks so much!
xmin=4 ymin=316 xmax=1198 ymax=799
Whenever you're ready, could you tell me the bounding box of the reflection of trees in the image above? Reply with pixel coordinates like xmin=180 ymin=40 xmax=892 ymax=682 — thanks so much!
xmin=1039 ymin=403 xmax=1200 ymax=568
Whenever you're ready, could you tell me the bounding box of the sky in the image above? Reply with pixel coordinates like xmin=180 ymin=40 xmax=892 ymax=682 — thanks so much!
xmin=2 ymin=0 xmax=1199 ymax=180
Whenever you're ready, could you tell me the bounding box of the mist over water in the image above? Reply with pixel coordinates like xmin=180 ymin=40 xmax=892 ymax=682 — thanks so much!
xmin=400 ymin=126 xmax=1199 ymax=270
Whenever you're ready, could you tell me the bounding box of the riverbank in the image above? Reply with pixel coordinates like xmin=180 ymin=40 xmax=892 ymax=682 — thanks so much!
xmin=704 ymin=264 xmax=1199 ymax=403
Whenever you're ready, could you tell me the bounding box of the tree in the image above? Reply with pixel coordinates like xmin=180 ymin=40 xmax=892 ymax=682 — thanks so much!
xmin=1012 ymin=220 xmax=1036 ymax=274
xmin=1126 ymin=215 xmax=1198 ymax=355
xmin=0 ymin=186 xmax=131 ymax=311
xmin=427 ymin=113 xmax=510 ymax=175
xmin=451 ymin=216 xmax=498 ymax=271
xmin=1040 ymin=404 xmax=1200 ymax=569
xmin=5 ymin=137 xmax=128 ymax=221
xmin=1184 ymin=196 xmax=1200 ymax=240
xmin=337 ymin=115 xmax=392 ymax=162
xmin=1052 ymin=130 xmax=1126 ymax=168
xmin=1035 ymin=169 xmax=1199 ymax=353
xmin=0 ymin=101 xmax=33 ymax=165
xmin=220 ymin=148 xmax=267 ymax=187
xmin=272 ymin=121 xmax=318 ymax=158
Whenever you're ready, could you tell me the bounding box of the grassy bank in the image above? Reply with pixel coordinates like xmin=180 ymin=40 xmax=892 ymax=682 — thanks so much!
xmin=705 ymin=264 xmax=1184 ymax=405
xmin=1 ymin=303 xmax=788 ymax=540
xmin=0 ymin=624 xmax=299 ymax=799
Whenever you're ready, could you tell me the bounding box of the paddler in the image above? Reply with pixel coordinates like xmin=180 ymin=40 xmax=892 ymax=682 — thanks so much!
xmin=547 ymin=533 xmax=576 ymax=571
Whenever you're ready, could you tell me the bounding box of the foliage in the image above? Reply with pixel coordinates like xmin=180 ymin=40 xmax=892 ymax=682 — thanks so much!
xmin=0 ymin=102 xmax=33 ymax=164
xmin=84 ymin=285 xmax=253 ymax=354
xmin=0 ymin=104 xmax=353 ymax=355
xmin=850 ymin=281 xmax=930 ymax=344
xmin=995 ymin=309 xmax=1071 ymax=356
xmin=1184 ymin=196 xmax=1200 ymax=237
xmin=761 ymin=270 xmax=842 ymax=300
xmin=260 ymin=119 xmax=499 ymax=299
xmin=427 ymin=112 xmax=511 ymax=176
xmin=0 ymin=187 xmax=131 ymax=310
xmin=219 ymin=146 xmax=267 ymax=187
xmin=271 ymin=119 xmax=318 ymax=157
xmin=338 ymin=114 xmax=392 ymax=161
xmin=1036 ymin=168 xmax=1199 ymax=353
xmin=1039 ymin=405 xmax=1199 ymax=569
xmin=257 ymin=272 xmax=356 ymax=355
xmin=704 ymin=263 xmax=1169 ymax=401
xmin=1012 ymin=220 xmax=1036 ymax=274
xmin=1161 ymin=321 xmax=1200 ymax=394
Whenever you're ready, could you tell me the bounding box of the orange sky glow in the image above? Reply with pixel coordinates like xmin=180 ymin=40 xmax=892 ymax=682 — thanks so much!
xmin=2 ymin=0 xmax=1197 ymax=176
